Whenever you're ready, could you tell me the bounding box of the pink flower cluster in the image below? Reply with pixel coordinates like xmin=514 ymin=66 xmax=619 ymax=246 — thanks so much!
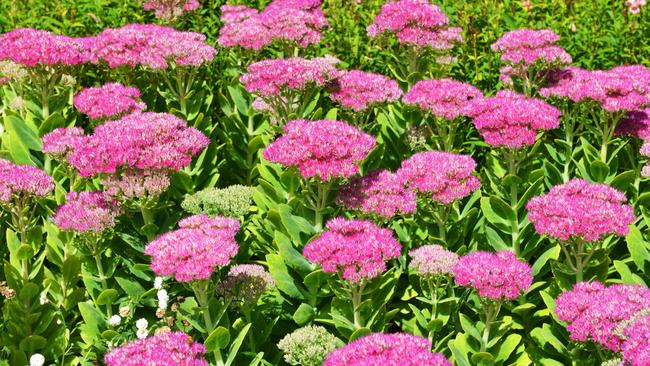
xmin=217 ymin=264 xmax=275 ymax=305
xmin=555 ymin=281 xmax=650 ymax=351
xmin=143 ymin=0 xmax=200 ymax=21
xmin=336 ymin=170 xmax=416 ymax=218
xmin=367 ymin=0 xmax=463 ymax=50
xmin=621 ymin=312 xmax=650 ymax=366
xmin=240 ymin=56 xmax=341 ymax=97
xmin=403 ymin=78 xmax=483 ymax=120
xmin=90 ymin=24 xmax=216 ymax=69
xmin=101 ymin=170 xmax=171 ymax=199
xmin=145 ymin=214 xmax=240 ymax=282
xmin=42 ymin=127 xmax=84 ymax=159
xmin=73 ymin=83 xmax=146 ymax=120
xmin=627 ymin=0 xmax=647 ymax=14
xmin=104 ymin=331 xmax=207 ymax=366
xmin=641 ymin=142 xmax=650 ymax=177
xmin=409 ymin=244 xmax=459 ymax=278
xmin=465 ymin=90 xmax=561 ymax=148
xmin=540 ymin=65 xmax=650 ymax=112
xmin=52 ymin=191 xmax=120 ymax=234
xmin=303 ymin=218 xmax=401 ymax=283
xmin=0 ymin=159 xmax=54 ymax=203
xmin=397 ymin=151 xmax=480 ymax=203
xmin=453 ymin=251 xmax=533 ymax=300
xmin=328 ymin=70 xmax=402 ymax=111
xmin=263 ymin=119 xmax=376 ymax=181
xmin=526 ymin=178 xmax=636 ymax=242
xmin=0 ymin=28 xmax=90 ymax=67
xmin=617 ymin=109 xmax=650 ymax=140
xmin=218 ymin=1 xmax=328 ymax=49
xmin=323 ymin=333 xmax=451 ymax=366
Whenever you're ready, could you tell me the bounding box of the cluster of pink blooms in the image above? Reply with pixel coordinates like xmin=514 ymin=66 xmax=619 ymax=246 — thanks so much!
xmin=336 ymin=170 xmax=416 ymax=218
xmin=540 ymin=65 xmax=650 ymax=112
xmin=367 ymin=0 xmax=463 ymax=50
xmin=303 ymin=218 xmax=401 ymax=283
xmin=453 ymin=251 xmax=533 ymax=300
xmin=327 ymin=70 xmax=402 ymax=111
xmin=621 ymin=312 xmax=650 ymax=366
xmin=73 ymin=83 xmax=146 ymax=120
xmin=323 ymin=333 xmax=451 ymax=366
xmin=90 ymin=24 xmax=216 ymax=69
xmin=465 ymin=90 xmax=561 ymax=148
xmin=641 ymin=142 xmax=650 ymax=177
xmin=403 ymin=78 xmax=483 ymax=120
xmin=52 ymin=191 xmax=120 ymax=234
xmin=42 ymin=127 xmax=84 ymax=160
xmin=616 ymin=109 xmax=650 ymax=177
xmin=218 ymin=1 xmax=328 ymax=50
xmin=0 ymin=28 xmax=90 ymax=67
xmin=627 ymin=0 xmax=647 ymax=14
xmin=491 ymin=29 xmax=572 ymax=85
xmin=526 ymin=178 xmax=636 ymax=242
xmin=397 ymin=151 xmax=480 ymax=203
xmin=0 ymin=159 xmax=54 ymax=203
xmin=263 ymin=119 xmax=376 ymax=181
xmin=145 ymin=214 xmax=240 ymax=282
xmin=409 ymin=244 xmax=459 ymax=278
xmin=217 ymin=264 xmax=275 ymax=305
xmin=240 ymin=56 xmax=341 ymax=97
xmin=143 ymin=0 xmax=200 ymax=21
xmin=104 ymin=331 xmax=207 ymax=366
xmin=555 ymin=281 xmax=650 ymax=351
xmin=101 ymin=170 xmax=171 ymax=199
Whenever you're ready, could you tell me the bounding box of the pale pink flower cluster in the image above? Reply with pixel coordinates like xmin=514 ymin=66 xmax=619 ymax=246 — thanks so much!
xmin=323 ymin=333 xmax=451 ymax=366
xmin=621 ymin=312 xmax=650 ymax=366
xmin=90 ymin=24 xmax=216 ymax=69
xmin=453 ymin=250 xmax=533 ymax=300
xmin=367 ymin=0 xmax=463 ymax=50
xmin=555 ymin=281 xmax=650 ymax=351
xmin=397 ymin=151 xmax=480 ymax=203
xmin=336 ymin=170 xmax=416 ymax=218
xmin=217 ymin=264 xmax=275 ymax=305
xmin=145 ymin=214 xmax=240 ymax=282
xmin=42 ymin=127 xmax=84 ymax=160
xmin=409 ymin=244 xmax=459 ymax=278
xmin=526 ymin=178 xmax=636 ymax=242
xmin=303 ymin=218 xmax=401 ymax=283
xmin=263 ymin=119 xmax=376 ymax=181
xmin=52 ymin=191 xmax=120 ymax=234
xmin=403 ymin=78 xmax=483 ymax=120
xmin=641 ymin=142 xmax=650 ymax=177
xmin=101 ymin=170 xmax=171 ymax=199
xmin=143 ymin=0 xmax=200 ymax=21
xmin=627 ymin=0 xmax=647 ymax=14
xmin=465 ymin=90 xmax=561 ymax=148
xmin=540 ymin=65 xmax=650 ymax=112
xmin=0 ymin=159 xmax=54 ymax=203
xmin=0 ymin=28 xmax=90 ymax=67
xmin=73 ymin=83 xmax=146 ymax=120
xmin=328 ymin=70 xmax=402 ymax=111
xmin=104 ymin=331 xmax=207 ymax=366
xmin=218 ymin=0 xmax=328 ymax=49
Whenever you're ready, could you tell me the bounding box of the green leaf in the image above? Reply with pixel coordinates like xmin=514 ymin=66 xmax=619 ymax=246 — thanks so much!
xmin=116 ymin=276 xmax=146 ymax=298
xmin=266 ymin=253 xmax=304 ymax=300
xmin=15 ymin=244 xmax=34 ymax=260
xmin=293 ymin=303 xmax=315 ymax=326
xmin=459 ymin=314 xmax=482 ymax=342
xmin=96 ymin=289 xmax=119 ymax=305
xmin=205 ymin=327 xmax=230 ymax=351
xmin=589 ymin=160 xmax=609 ymax=182
xmin=494 ymin=334 xmax=522 ymax=362
xmin=626 ymin=225 xmax=650 ymax=270
xmin=225 ymin=323 xmax=251 ymax=366
xmin=349 ymin=327 xmax=371 ymax=341
xmin=471 ymin=352 xmax=495 ymax=364
xmin=19 ymin=335 xmax=47 ymax=353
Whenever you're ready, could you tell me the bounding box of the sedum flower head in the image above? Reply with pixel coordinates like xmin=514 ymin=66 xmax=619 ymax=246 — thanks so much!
xmin=217 ymin=264 xmax=275 ymax=305
xmin=328 ymin=70 xmax=402 ymax=111
xmin=52 ymin=191 xmax=120 ymax=234
xmin=101 ymin=170 xmax=171 ymax=199
xmin=0 ymin=28 xmax=90 ymax=67
xmin=621 ymin=312 xmax=650 ymax=366
xmin=409 ymin=244 xmax=459 ymax=278
xmin=641 ymin=141 xmax=650 ymax=177
xmin=42 ymin=127 xmax=84 ymax=160
xmin=104 ymin=331 xmax=207 ymax=366
xmin=181 ymin=185 xmax=253 ymax=218
xmin=278 ymin=325 xmax=340 ymax=366
xmin=0 ymin=159 xmax=54 ymax=204
xmin=143 ymin=0 xmax=200 ymax=21
xmin=74 ymin=83 xmax=146 ymax=120
xmin=403 ymin=78 xmax=483 ymax=120
xmin=616 ymin=108 xmax=650 ymax=141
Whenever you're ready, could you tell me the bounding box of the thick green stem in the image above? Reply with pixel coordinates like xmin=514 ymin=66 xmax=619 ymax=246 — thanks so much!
xmin=507 ymin=150 xmax=521 ymax=256
xmin=480 ymin=301 xmax=501 ymax=353
xmin=313 ymin=181 xmax=331 ymax=231
xmin=94 ymin=254 xmax=112 ymax=317
xmin=350 ymin=283 xmax=365 ymax=329
xmin=193 ymin=282 xmax=225 ymax=366
xmin=140 ymin=206 xmax=156 ymax=242
xmin=244 ymin=308 xmax=257 ymax=352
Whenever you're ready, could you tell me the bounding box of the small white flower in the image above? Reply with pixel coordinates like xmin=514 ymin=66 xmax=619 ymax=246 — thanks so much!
xmin=157 ymin=289 xmax=169 ymax=310
xmin=108 ymin=314 xmax=121 ymax=326
xmin=29 ymin=353 xmax=45 ymax=366
xmin=153 ymin=277 xmax=164 ymax=290
xmin=136 ymin=318 xmax=148 ymax=330
xmin=136 ymin=327 xmax=148 ymax=339
xmin=39 ymin=292 xmax=49 ymax=305
xmin=119 ymin=306 xmax=130 ymax=317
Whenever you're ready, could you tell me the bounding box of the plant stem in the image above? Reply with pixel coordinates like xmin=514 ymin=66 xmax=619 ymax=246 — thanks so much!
xmin=313 ymin=181 xmax=331 ymax=231
xmin=193 ymin=281 xmax=225 ymax=366
xmin=243 ymin=308 xmax=257 ymax=352
xmin=94 ymin=253 xmax=112 ymax=317
xmin=350 ymin=283 xmax=365 ymax=329
xmin=480 ymin=301 xmax=501 ymax=353
xmin=506 ymin=150 xmax=521 ymax=256
xmin=140 ymin=206 xmax=156 ymax=242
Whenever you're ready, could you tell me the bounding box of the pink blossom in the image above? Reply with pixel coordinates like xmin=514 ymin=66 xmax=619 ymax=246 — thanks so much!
xmin=101 ymin=170 xmax=171 ymax=199
xmin=220 ymin=5 xmax=259 ymax=24
xmin=396 ymin=151 xmax=480 ymax=203
xmin=328 ymin=70 xmax=402 ymax=111
xmin=323 ymin=333 xmax=451 ymax=366
xmin=336 ymin=170 xmax=416 ymax=218
xmin=0 ymin=159 xmax=54 ymax=203
xmin=74 ymin=83 xmax=146 ymax=120
xmin=465 ymin=90 xmax=561 ymax=148
xmin=622 ymin=313 xmax=650 ymax=366
xmin=143 ymin=0 xmax=200 ymax=20
xmin=52 ymin=191 xmax=120 ymax=233
xmin=145 ymin=214 xmax=240 ymax=282
xmin=453 ymin=251 xmax=533 ymax=300
xmin=104 ymin=331 xmax=207 ymax=366
xmin=526 ymin=178 xmax=636 ymax=242
xmin=403 ymin=78 xmax=483 ymax=120
xmin=42 ymin=127 xmax=84 ymax=159
xmin=303 ymin=218 xmax=401 ymax=283
xmin=217 ymin=264 xmax=275 ymax=305
xmin=641 ymin=141 xmax=650 ymax=177
xmin=409 ymin=244 xmax=459 ymax=278
xmin=616 ymin=108 xmax=650 ymax=140
xmin=263 ymin=119 xmax=376 ymax=181
xmin=0 ymin=28 xmax=90 ymax=67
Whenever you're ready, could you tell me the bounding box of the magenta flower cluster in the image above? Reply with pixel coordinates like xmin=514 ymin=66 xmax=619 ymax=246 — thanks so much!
xmin=0 ymin=28 xmax=90 ymax=67
xmin=397 ymin=151 xmax=480 ymax=203
xmin=143 ymin=0 xmax=200 ymax=21
xmin=42 ymin=127 xmax=84 ymax=160
xmin=263 ymin=119 xmax=376 ymax=181
xmin=367 ymin=0 xmax=463 ymax=50
xmin=73 ymin=82 xmax=146 ymax=120
xmin=104 ymin=331 xmax=207 ymax=366
xmin=453 ymin=251 xmax=533 ymax=300
xmin=526 ymin=178 xmax=636 ymax=242
xmin=409 ymin=244 xmax=459 ymax=278
xmin=403 ymin=78 xmax=483 ymax=120
xmin=465 ymin=90 xmax=561 ymax=148
xmin=328 ymin=70 xmax=402 ymax=111
xmin=323 ymin=333 xmax=451 ymax=366
xmin=52 ymin=192 xmax=120 ymax=234
xmin=555 ymin=281 xmax=650 ymax=351
xmin=303 ymin=218 xmax=401 ymax=283
xmin=617 ymin=109 xmax=650 ymax=141
xmin=145 ymin=214 xmax=240 ymax=282
xmin=0 ymin=159 xmax=54 ymax=203
xmin=621 ymin=312 xmax=650 ymax=366
xmin=336 ymin=169 xmax=416 ymax=218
